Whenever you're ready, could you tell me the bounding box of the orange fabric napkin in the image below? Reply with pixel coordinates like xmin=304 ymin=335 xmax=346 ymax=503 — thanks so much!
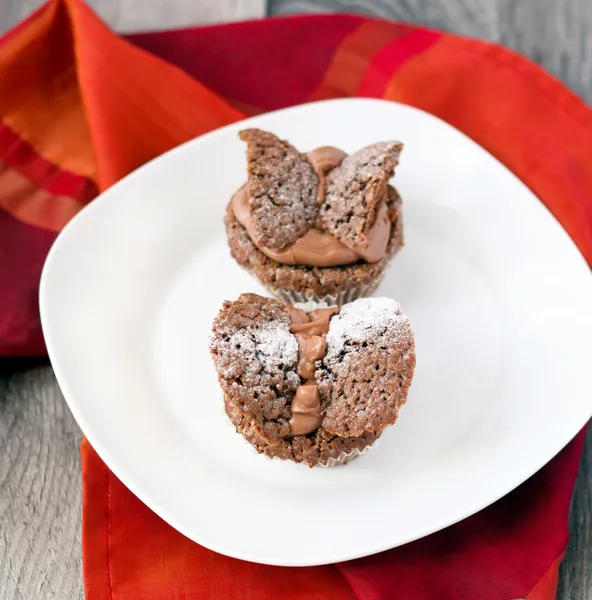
xmin=1 ymin=1 xmax=591 ymax=598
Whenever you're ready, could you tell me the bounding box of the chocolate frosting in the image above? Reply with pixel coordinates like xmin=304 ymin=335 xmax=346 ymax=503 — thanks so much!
xmin=286 ymin=306 xmax=339 ymax=436
xmin=231 ymin=146 xmax=392 ymax=267
xmin=289 ymin=384 xmax=322 ymax=437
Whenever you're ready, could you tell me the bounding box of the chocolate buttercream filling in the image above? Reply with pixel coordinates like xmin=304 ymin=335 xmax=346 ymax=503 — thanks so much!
xmin=285 ymin=306 xmax=339 ymax=436
xmin=231 ymin=146 xmax=391 ymax=267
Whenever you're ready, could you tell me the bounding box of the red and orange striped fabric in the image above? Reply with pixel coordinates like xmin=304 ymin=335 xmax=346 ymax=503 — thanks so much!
xmin=1 ymin=1 xmax=591 ymax=598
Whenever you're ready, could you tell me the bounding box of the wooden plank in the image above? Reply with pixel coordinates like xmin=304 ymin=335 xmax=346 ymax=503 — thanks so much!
xmin=0 ymin=369 xmax=84 ymax=600
xmin=497 ymin=0 xmax=592 ymax=103
xmin=0 ymin=0 xmax=266 ymax=34
xmin=269 ymin=0 xmax=497 ymax=39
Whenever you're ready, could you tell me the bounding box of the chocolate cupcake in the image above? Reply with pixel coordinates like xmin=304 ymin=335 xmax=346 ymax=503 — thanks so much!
xmin=209 ymin=293 xmax=415 ymax=467
xmin=226 ymin=129 xmax=404 ymax=308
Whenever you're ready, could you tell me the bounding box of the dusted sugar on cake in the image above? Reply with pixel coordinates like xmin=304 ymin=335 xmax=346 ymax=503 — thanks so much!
xmin=209 ymin=293 xmax=300 ymax=442
xmin=239 ymin=129 xmax=319 ymax=251
xmin=318 ymin=297 xmax=415 ymax=438
xmin=209 ymin=294 xmax=416 ymax=467
xmin=318 ymin=142 xmax=403 ymax=252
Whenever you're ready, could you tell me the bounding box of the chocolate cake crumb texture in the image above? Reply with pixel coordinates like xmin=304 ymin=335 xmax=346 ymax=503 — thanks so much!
xmin=318 ymin=297 xmax=416 ymax=438
xmin=323 ymin=297 xmax=411 ymax=367
xmin=240 ymin=129 xmax=319 ymax=251
xmin=319 ymin=141 xmax=403 ymax=251
xmin=225 ymin=399 xmax=382 ymax=468
xmin=209 ymin=294 xmax=300 ymax=442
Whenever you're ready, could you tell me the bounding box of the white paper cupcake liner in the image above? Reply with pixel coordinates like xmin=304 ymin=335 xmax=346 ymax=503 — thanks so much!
xmin=273 ymin=278 xmax=382 ymax=310
xmin=318 ymin=440 xmax=378 ymax=467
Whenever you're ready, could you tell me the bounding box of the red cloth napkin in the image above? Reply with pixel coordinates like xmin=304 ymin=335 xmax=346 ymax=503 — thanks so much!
xmin=2 ymin=2 xmax=592 ymax=598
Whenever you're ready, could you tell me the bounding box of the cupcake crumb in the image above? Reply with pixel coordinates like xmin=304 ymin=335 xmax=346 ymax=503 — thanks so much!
xmin=240 ymin=129 xmax=319 ymax=251
xmin=318 ymin=297 xmax=416 ymax=438
xmin=324 ymin=297 xmax=412 ymax=367
xmin=319 ymin=142 xmax=403 ymax=252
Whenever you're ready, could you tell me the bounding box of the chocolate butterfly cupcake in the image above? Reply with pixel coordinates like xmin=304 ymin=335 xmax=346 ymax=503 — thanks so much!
xmin=209 ymin=293 xmax=415 ymax=467
xmin=226 ymin=129 xmax=404 ymax=308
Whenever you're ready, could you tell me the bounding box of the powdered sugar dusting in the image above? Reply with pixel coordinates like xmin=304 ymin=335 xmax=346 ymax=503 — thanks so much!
xmin=324 ymin=297 xmax=412 ymax=367
xmin=254 ymin=321 xmax=299 ymax=368
xmin=328 ymin=142 xmax=402 ymax=190
xmin=240 ymin=129 xmax=319 ymax=251
xmin=319 ymin=141 xmax=403 ymax=250
xmin=219 ymin=320 xmax=298 ymax=378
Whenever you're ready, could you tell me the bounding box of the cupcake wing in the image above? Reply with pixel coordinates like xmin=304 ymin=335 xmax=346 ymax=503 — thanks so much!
xmin=317 ymin=297 xmax=415 ymax=438
xmin=239 ymin=129 xmax=319 ymax=251
xmin=318 ymin=141 xmax=403 ymax=253
xmin=209 ymin=293 xmax=299 ymax=442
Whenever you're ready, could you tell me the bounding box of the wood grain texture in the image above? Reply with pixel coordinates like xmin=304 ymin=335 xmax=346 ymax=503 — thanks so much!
xmin=0 ymin=369 xmax=83 ymax=600
xmin=0 ymin=0 xmax=265 ymax=34
xmin=1 ymin=0 xmax=591 ymax=598
xmin=270 ymin=0 xmax=592 ymax=103
xmin=497 ymin=0 xmax=592 ymax=104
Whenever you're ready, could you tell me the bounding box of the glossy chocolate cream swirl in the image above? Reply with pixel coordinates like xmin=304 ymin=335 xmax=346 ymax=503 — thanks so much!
xmin=285 ymin=306 xmax=339 ymax=436
xmin=231 ymin=146 xmax=392 ymax=268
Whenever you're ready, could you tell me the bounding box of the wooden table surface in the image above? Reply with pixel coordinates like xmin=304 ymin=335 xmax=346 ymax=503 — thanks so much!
xmin=1 ymin=1 xmax=591 ymax=598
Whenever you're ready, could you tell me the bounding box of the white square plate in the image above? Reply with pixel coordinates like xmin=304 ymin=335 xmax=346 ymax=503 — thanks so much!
xmin=40 ymin=98 xmax=592 ymax=566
